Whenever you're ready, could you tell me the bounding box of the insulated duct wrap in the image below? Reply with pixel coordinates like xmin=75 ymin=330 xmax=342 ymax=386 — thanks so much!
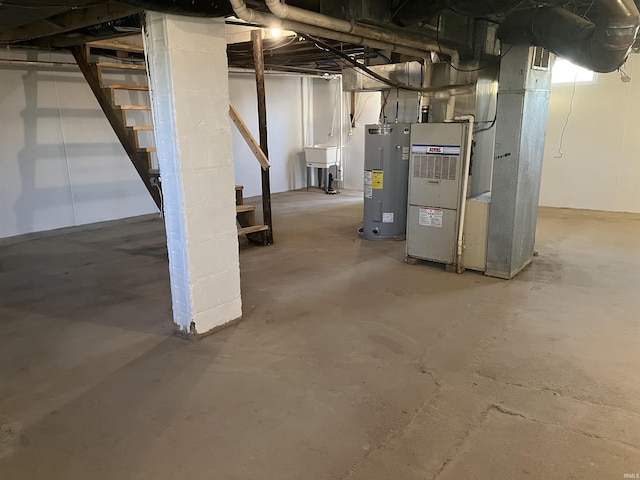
xmin=497 ymin=1 xmax=640 ymax=72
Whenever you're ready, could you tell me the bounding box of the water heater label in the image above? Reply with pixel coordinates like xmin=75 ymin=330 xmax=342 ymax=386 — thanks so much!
xmin=419 ymin=207 xmax=443 ymax=227
xmin=383 ymin=213 xmax=394 ymax=223
xmin=364 ymin=170 xmax=373 ymax=198
xmin=372 ymin=170 xmax=384 ymax=189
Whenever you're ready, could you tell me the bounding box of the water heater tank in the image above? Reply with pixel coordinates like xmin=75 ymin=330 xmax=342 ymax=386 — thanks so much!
xmin=362 ymin=124 xmax=411 ymax=240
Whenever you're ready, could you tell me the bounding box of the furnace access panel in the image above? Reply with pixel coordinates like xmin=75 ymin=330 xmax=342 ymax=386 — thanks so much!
xmin=406 ymin=122 xmax=469 ymax=264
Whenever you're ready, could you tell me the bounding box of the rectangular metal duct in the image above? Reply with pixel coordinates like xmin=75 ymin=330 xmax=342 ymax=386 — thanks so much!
xmin=342 ymin=61 xmax=422 ymax=92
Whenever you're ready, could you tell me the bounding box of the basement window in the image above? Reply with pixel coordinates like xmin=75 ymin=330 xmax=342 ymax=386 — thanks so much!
xmin=551 ymin=58 xmax=597 ymax=84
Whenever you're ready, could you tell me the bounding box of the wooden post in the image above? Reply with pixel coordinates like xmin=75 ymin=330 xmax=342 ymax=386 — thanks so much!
xmin=252 ymin=29 xmax=273 ymax=244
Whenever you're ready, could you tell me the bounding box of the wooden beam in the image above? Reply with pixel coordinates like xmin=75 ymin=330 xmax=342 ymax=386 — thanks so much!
xmin=228 ymin=103 xmax=270 ymax=170
xmin=0 ymin=3 xmax=141 ymax=44
xmin=252 ymin=29 xmax=273 ymax=245
xmin=71 ymin=46 xmax=161 ymax=210
xmin=87 ymin=40 xmax=145 ymax=54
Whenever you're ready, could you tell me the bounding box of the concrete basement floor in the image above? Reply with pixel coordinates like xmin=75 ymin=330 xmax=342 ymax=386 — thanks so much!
xmin=1 ymin=190 xmax=640 ymax=479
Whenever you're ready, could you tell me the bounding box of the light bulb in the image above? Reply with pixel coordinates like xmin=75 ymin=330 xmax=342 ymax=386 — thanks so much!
xmin=270 ymin=28 xmax=282 ymax=38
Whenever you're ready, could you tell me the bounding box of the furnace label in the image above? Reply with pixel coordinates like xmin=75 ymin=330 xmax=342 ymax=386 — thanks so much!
xmin=419 ymin=207 xmax=443 ymax=227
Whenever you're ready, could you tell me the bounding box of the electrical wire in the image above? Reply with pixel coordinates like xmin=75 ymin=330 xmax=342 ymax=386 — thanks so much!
xmin=554 ymin=73 xmax=579 ymax=158
xmin=581 ymin=0 xmax=595 ymax=19
xmin=379 ymin=90 xmax=390 ymax=123
xmin=395 ymin=87 xmax=399 ymax=122
xmin=306 ymin=35 xmax=431 ymax=93
xmin=156 ymin=182 xmax=164 ymax=219
xmin=265 ymin=34 xmax=299 ymax=51
xmin=354 ymin=93 xmax=374 ymax=123
xmin=474 ymin=110 xmax=498 ymax=133
xmin=436 ymin=13 xmax=513 ymax=72
xmin=364 ymin=49 xmax=392 ymax=64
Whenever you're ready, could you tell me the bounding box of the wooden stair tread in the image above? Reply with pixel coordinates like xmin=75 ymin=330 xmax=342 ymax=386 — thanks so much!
xmin=138 ymin=147 xmax=156 ymax=153
xmin=235 ymin=185 xmax=244 ymax=191
xmin=95 ymin=62 xmax=146 ymax=71
xmin=107 ymin=84 xmax=149 ymax=91
xmin=88 ymin=40 xmax=144 ymax=53
xmin=236 ymin=205 xmax=255 ymax=213
xmin=115 ymin=105 xmax=151 ymax=110
xmin=237 ymin=225 xmax=269 ymax=235
xmin=127 ymin=125 xmax=154 ymax=131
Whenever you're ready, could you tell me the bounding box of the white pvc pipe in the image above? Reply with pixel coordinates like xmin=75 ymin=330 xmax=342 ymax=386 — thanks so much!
xmin=338 ymin=74 xmax=344 ymax=189
xmin=454 ymin=114 xmax=475 ymax=273
xmin=229 ymin=67 xmax=327 ymax=78
xmin=446 ymin=64 xmax=459 ymax=121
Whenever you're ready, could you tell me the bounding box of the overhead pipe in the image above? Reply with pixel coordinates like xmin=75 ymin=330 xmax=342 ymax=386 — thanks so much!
xmin=263 ymin=0 xmax=459 ymax=60
xmin=260 ymin=0 xmax=460 ymax=117
xmin=124 ymin=0 xmax=462 ymax=113
xmin=227 ymin=0 xmax=442 ymax=59
xmin=124 ymin=0 xmax=443 ymax=58
xmin=498 ymin=0 xmax=640 ymax=73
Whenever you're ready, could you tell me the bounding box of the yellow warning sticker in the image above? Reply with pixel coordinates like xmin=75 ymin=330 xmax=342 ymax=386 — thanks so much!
xmin=372 ymin=170 xmax=384 ymax=189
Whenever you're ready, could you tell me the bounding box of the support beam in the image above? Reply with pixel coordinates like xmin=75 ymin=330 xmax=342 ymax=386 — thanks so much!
xmin=252 ymin=29 xmax=274 ymax=245
xmin=228 ymin=103 xmax=271 ymax=170
xmin=144 ymin=13 xmax=241 ymax=334
xmin=1 ymin=3 xmax=141 ymax=44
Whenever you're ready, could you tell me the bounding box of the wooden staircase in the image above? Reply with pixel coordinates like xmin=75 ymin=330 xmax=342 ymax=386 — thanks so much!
xmin=235 ymin=185 xmax=269 ymax=245
xmin=72 ymin=40 xmax=270 ymax=245
xmin=71 ymin=42 xmax=160 ymax=208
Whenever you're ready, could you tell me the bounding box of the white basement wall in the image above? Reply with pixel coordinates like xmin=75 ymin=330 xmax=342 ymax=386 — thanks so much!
xmin=229 ymin=73 xmax=306 ymax=198
xmin=231 ymin=75 xmax=379 ymax=196
xmin=541 ymin=54 xmax=640 ymax=213
xmin=310 ymin=78 xmax=380 ymax=191
xmin=0 ymin=47 xmax=376 ymax=240
xmin=0 ymin=50 xmax=158 ymax=239
xmin=342 ymin=91 xmax=381 ymax=191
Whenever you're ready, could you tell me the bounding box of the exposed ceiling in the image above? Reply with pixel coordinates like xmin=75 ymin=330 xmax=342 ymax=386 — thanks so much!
xmin=0 ymin=1 xmax=453 ymax=49
xmin=0 ymin=0 xmax=639 ymax=73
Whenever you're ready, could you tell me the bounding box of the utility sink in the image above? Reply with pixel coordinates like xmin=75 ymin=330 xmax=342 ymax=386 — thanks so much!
xmin=304 ymin=144 xmax=338 ymax=167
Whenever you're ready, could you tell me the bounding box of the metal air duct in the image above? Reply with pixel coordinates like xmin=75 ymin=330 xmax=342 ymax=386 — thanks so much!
xmin=497 ymin=0 xmax=640 ymax=72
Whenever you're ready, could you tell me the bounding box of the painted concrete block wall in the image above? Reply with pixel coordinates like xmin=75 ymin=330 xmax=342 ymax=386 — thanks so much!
xmin=0 ymin=49 xmax=375 ymax=241
xmin=229 ymin=73 xmax=306 ymax=198
xmin=0 ymin=50 xmax=158 ymax=239
xmin=145 ymin=13 xmax=241 ymax=334
xmin=310 ymin=78 xmax=380 ymax=191
xmin=342 ymin=92 xmax=381 ymax=191
xmin=541 ymin=54 xmax=640 ymax=213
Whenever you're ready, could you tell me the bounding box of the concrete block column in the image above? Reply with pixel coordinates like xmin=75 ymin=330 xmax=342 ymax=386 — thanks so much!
xmin=143 ymin=13 xmax=241 ymax=334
